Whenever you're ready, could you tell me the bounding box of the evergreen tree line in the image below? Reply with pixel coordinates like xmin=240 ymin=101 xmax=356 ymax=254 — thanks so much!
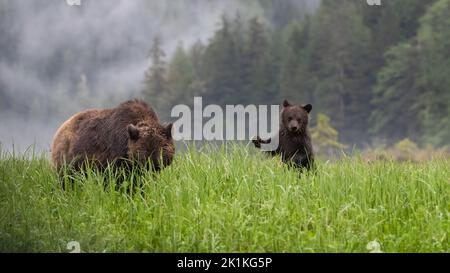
xmin=143 ymin=0 xmax=450 ymax=147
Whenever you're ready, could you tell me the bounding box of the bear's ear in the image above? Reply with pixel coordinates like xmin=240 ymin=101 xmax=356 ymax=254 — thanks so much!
xmin=127 ymin=124 xmax=140 ymax=141
xmin=283 ymin=100 xmax=292 ymax=108
xmin=162 ymin=123 xmax=173 ymax=139
xmin=303 ymin=104 xmax=312 ymax=113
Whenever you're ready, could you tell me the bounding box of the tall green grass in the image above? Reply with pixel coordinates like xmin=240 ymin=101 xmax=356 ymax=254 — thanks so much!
xmin=0 ymin=145 xmax=448 ymax=252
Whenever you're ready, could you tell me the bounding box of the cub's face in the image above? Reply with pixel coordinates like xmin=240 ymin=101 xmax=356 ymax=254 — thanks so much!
xmin=281 ymin=100 xmax=312 ymax=134
xmin=127 ymin=121 xmax=174 ymax=171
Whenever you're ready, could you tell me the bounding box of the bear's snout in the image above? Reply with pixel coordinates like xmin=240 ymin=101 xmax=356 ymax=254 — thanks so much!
xmin=288 ymin=121 xmax=301 ymax=132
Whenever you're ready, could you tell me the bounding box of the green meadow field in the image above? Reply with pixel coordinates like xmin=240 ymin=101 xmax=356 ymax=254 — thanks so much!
xmin=0 ymin=145 xmax=448 ymax=253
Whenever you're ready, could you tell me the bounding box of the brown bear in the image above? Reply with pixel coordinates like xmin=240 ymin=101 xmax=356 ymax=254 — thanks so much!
xmin=253 ymin=99 xmax=314 ymax=170
xmin=51 ymin=99 xmax=174 ymax=173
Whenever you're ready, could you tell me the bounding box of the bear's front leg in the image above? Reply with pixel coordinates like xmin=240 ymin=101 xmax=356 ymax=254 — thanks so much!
xmin=252 ymin=136 xmax=272 ymax=149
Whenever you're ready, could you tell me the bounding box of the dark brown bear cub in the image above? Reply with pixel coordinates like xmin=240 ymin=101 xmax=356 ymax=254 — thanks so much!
xmin=253 ymin=99 xmax=314 ymax=170
xmin=51 ymin=99 xmax=174 ymax=172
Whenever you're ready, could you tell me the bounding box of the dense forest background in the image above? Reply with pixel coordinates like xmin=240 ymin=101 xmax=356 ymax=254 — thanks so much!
xmin=1 ymin=0 xmax=449 ymax=152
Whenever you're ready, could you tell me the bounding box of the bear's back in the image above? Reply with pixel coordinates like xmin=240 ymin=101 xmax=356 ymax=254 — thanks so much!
xmin=51 ymin=99 xmax=158 ymax=170
xmin=51 ymin=108 xmax=104 ymax=170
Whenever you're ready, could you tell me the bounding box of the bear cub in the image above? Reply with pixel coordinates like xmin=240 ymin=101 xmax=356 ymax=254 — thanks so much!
xmin=253 ymin=99 xmax=314 ymax=170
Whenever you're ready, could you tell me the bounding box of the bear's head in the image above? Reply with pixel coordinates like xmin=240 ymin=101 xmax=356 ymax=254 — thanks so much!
xmin=281 ymin=99 xmax=312 ymax=134
xmin=126 ymin=121 xmax=175 ymax=171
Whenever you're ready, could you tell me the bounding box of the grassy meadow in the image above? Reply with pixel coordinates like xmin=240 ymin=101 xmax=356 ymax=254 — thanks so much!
xmin=0 ymin=145 xmax=449 ymax=253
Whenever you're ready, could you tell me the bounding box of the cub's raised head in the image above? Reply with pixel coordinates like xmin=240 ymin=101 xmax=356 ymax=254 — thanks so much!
xmin=127 ymin=121 xmax=174 ymax=171
xmin=281 ymin=99 xmax=312 ymax=134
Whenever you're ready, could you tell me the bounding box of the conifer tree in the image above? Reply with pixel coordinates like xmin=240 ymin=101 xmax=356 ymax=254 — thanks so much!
xmin=142 ymin=36 xmax=169 ymax=113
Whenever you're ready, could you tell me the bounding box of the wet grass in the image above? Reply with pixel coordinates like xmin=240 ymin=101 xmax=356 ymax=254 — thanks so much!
xmin=0 ymin=145 xmax=448 ymax=252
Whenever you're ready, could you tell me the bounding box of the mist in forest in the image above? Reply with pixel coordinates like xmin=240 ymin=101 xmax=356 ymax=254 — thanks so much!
xmin=1 ymin=0 xmax=448 ymax=153
xmin=0 ymin=0 xmax=320 ymax=153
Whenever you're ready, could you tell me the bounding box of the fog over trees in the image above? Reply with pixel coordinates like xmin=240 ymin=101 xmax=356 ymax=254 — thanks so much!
xmin=0 ymin=0 xmax=449 ymax=152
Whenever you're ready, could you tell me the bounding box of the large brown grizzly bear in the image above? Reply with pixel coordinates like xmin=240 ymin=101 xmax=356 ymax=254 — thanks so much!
xmin=253 ymin=99 xmax=314 ymax=170
xmin=51 ymin=99 xmax=174 ymax=172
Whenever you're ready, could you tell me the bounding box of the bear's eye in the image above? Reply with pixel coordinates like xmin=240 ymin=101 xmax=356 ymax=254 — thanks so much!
xmin=288 ymin=117 xmax=293 ymax=121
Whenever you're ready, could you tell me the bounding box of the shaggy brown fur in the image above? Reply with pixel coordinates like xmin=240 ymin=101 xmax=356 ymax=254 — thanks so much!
xmin=51 ymin=99 xmax=174 ymax=172
xmin=253 ymin=99 xmax=314 ymax=170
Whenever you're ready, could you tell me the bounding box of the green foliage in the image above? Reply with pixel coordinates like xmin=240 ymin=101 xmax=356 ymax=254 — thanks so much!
xmin=394 ymin=138 xmax=419 ymax=154
xmin=258 ymin=0 xmax=314 ymax=30
xmin=242 ymin=17 xmax=277 ymax=104
xmin=1 ymin=147 xmax=449 ymax=252
xmin=203 ymin=15 xmax=243 ymax=105
xmin=309 ymin=0 xmax=373 ymax=144
xmin=418 ymin=0 xmax=450 ymax=146
xmin=167 ymin=43 xmax=199 ymax=107
xmin=370 ymin=41 xmax=424 ymax=144
xmin=279 ymin=18 xmax=314 ymax=104
xmin=310 ymin=114 xmax=347 ymax=157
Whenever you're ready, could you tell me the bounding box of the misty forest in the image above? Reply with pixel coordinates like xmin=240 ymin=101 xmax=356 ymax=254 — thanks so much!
xmin=1 ymin=0 xmax=449 ymax=153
